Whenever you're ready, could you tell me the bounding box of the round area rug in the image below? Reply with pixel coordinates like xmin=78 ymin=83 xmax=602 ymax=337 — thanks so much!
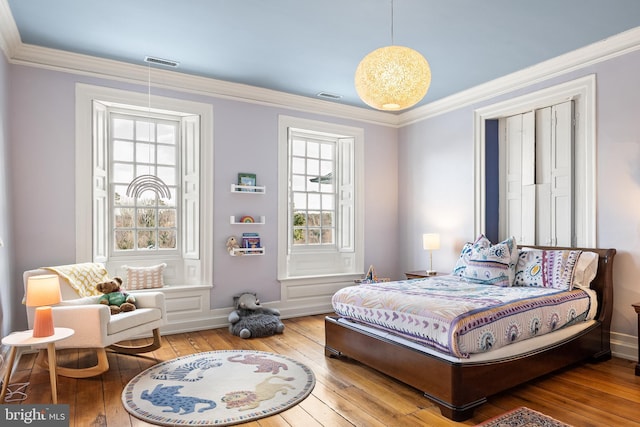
xmin=122 ymin=349 xmax=315 ymax=426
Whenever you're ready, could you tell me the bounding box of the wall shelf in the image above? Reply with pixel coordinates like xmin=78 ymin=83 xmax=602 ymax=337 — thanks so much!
xmin=230 ymin=184 xmax=266 ymax=194
xmin=229 ymin=180 xmax=265 ymax=256
xmin=230 ymin=216 xmax=265 ymax=225
xmin=230 ymin=247 xmax=265 ymax=256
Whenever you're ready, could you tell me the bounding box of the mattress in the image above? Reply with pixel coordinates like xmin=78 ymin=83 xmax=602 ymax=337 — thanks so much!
xmin=331 ymin=275 xmax=597 ymax=358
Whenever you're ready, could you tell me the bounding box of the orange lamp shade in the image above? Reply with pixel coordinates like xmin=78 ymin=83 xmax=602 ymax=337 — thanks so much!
xmin=26 ymin=275 xmax=62 ymax=338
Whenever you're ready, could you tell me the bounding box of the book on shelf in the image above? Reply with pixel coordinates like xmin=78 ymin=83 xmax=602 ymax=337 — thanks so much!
xmin=241 ymin=232 xmax=261 ymax=249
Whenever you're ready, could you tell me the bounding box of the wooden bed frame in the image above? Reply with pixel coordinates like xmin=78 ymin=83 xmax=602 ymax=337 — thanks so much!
xmin=324 ymin=246 xmax=616 ymax=421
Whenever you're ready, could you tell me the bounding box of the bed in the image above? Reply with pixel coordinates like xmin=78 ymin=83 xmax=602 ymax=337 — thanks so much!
xmin=324 ymin=244 xmax=615 ymax=421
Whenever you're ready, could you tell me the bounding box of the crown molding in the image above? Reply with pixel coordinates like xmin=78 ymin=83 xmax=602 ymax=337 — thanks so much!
xmin=6 ymin=42 xmax=400 ymax=128
xmin=399 ymin=25 xmax=640 ymax=126
xmin=0 ymin=0 xmax=20 ymax=59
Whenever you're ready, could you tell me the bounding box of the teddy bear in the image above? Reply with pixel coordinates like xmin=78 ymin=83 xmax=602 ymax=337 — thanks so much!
xmin=226 ymin=236 xmax=242 ymax=255
xmin=228 ymin=293 xmax=284 ymax=339
xmin=96 ymin=276 xmax=136 ymax=315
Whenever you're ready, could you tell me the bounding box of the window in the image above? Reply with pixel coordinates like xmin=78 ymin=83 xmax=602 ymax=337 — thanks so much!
xmin=278 ymin=116 xmax=364 ymax=280
xmin=110 ymin=113 xmax=179 ymax=254
xmin=76 ymin=84 xmax=213 ymax=285
xmin=290 ymin=133 xmax=336 ymax=247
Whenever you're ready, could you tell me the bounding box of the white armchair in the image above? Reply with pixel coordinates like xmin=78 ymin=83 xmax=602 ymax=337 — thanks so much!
xmin=23 ymin=267 xmax=167 ymax=378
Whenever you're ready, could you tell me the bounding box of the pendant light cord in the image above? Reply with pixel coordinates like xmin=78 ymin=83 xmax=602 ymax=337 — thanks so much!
xmin=147 ymin=63 xmax=152 ymax=113
xmin=390 ymin=0 xmax=395 ymax=45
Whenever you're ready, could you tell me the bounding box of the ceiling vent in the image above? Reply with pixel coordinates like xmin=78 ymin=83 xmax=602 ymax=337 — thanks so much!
xmin=316 ymin=92 xmax=342 ymax=100
xmin=144 ymin=56 xmax=179 ymax=68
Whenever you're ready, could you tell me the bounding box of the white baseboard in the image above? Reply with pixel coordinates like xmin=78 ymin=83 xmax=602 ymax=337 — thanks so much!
xmin=156 ymin=298 xmax=334 ymax=336
xmin=611 ymin=331 xmax=638 ymax=361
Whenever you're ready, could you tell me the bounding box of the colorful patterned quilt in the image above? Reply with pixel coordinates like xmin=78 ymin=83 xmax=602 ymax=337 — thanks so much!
xmin=331 ymin=275 xmax=594 ymax=358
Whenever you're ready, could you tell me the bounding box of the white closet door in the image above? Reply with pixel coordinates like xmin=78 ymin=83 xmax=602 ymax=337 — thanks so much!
xmin=500 ymin=115 xmax=522 ymax=243
xmin=499 ymin=101 xmax=573 ymax=246
xmin=535 ymin=107 xmax=553 ymax=246
xmin=550 ymin=101 xmax=574 ymax=246
xmin=499 ymin=112 xmax=535 ymax=245
xmin=520 ymin=111 xmax=536 ymax=245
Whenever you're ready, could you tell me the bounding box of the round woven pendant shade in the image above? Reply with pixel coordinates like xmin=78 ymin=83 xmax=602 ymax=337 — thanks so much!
xmin=355 ymin=45 xmax=431 ymax=111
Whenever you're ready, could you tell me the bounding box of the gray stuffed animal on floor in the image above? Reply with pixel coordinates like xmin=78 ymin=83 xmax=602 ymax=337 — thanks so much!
xmin=228 ymin=293 xmax=285 ymax=339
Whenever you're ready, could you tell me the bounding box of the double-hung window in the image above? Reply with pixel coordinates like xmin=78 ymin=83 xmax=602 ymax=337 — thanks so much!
xmin=76 ymin=84 xmax=213 ymax=286
xmin=278 ymin=116 xmax=364 ymax=280
xmin=290 ymin=133 xmax=336 ymax=247
xmin=110 ymin=112 xmax=179 ymax=254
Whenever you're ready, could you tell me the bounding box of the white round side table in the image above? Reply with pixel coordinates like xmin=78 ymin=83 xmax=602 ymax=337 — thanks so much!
xmin=0 ymin=327 xmax=74 ymax=404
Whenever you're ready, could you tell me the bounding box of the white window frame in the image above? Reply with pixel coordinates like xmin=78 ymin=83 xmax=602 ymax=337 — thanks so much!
xmin=277 ymin=115 xmax=364 ymax=282
xmin=473 ymin=75 xmax=596 ymax=247
xmin=75 ymin=83 xmax=214 ymax=286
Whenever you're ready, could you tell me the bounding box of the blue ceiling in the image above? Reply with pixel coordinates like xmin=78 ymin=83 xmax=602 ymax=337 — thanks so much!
xmin=6 ymin=0 xmax=640 ymax=110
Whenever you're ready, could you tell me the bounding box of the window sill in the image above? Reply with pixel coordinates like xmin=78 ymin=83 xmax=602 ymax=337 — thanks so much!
xmin=279 ymin=273 xmax=362 ymax=286
xmin=129 ymin=284 xmax=212 ymax=293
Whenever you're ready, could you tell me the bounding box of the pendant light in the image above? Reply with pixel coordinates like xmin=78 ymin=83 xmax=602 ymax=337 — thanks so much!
xmin=354 ymin=0 xmax=431 ymax=111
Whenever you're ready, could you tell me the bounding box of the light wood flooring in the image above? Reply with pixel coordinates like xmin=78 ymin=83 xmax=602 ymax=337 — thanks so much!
xmin=4 ymin=314 xmax=640 ymax=426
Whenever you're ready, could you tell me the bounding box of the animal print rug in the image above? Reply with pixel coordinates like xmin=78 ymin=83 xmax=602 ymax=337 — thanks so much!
xmin=122 ymin=350 xmax=315 ymax=426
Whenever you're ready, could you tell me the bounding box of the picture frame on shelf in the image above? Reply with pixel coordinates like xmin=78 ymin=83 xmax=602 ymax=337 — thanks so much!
xmin=237 ymin=173 xmax=257 ymax=191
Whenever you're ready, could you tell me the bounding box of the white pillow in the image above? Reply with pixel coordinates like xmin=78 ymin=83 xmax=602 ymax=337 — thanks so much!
xmin=123 ymin=263 xmax=167 ymax=290
xmin=572 ymin=251 xmax=599 ymax=289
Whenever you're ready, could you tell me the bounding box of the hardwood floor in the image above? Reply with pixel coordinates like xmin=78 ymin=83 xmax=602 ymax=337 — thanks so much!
xmin=4 ymin=314 xmax=640 ymax=426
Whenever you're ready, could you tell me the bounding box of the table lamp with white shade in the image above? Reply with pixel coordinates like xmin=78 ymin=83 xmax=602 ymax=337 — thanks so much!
xmin=422 ymin=233 xmax=440 ymax=276
xmin=26 ymin=275 xmax=62 ymax=338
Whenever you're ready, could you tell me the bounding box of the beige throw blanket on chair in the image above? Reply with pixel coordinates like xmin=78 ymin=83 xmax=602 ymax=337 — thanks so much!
xmin=44 ymin=262 xmax=109 ymax=297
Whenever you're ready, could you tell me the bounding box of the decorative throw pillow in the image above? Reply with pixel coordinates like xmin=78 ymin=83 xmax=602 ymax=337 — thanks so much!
xmin=123 ymin=263 xmax=167 ymax=290
xmin=513 ymin=250 xmax=582 ymax=290
xmin=461 ymin=236 xmax=518 ymax=287
xmin=452 ymin=235 xmax=491 ymax=276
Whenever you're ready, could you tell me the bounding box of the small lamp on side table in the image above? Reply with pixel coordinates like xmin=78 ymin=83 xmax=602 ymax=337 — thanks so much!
xmin=422 ymin=233 xmax=440 ymax=276
xmin=26 ymin=275 xmax=62 ymax=338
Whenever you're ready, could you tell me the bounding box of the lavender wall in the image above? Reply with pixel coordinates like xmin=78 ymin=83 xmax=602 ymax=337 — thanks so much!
xmin=6 ymin=65 xmax=399 ymax=331
xmin=0 ymin=50 xmax=14 ymax=337
xmin=399 ymin=49 xmax=640 ymax=346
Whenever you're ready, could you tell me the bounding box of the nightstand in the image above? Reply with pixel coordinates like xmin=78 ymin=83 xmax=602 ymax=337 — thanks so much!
xmin=1 ymin=327 xmax=74 ymax=403
xmin=405 ymin=270 xmax=438 ymax=279
xmin=633 ymin=302 xmax=640 ymax=376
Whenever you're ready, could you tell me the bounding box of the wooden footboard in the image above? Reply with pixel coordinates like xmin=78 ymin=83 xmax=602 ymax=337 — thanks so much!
xmin=326 ymin=316 xmax=606 ymax=420
xmin=324 ymin=247 xmax=615 ymax=421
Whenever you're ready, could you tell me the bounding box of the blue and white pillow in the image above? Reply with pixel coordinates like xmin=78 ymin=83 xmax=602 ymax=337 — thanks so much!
xmin=452 ymin=235 xmax=491 ymax=277
xmin=459 ymin=235 xmax=518 ymax=287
